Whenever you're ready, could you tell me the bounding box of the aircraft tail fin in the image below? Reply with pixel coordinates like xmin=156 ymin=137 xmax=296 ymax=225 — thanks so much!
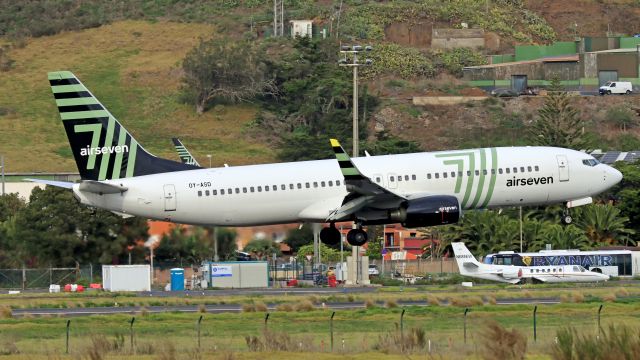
xmin=172 ymin=138 xmax=201 ymax=167
xmin=451 ymin=242 xmax=481 ymax=275
xmin=48 ymin=71 xmax=198 ymax=181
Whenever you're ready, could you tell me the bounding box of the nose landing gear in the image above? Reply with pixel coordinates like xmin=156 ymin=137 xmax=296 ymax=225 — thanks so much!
xmin=562 ymin=208 xmax=573 ymax=225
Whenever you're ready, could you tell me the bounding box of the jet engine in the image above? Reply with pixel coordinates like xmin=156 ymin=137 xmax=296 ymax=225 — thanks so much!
xmin=387 ymin=195 xmax=460 ymax=228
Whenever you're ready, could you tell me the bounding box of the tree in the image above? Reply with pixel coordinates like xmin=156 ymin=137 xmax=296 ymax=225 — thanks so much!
xmin=529 ymin=76 xmax=584 ymax=149
xmin=0 ymin=193 xmax=25 ymax=222
xmin=243 ymin=239 xmax=280 ymax=260
xmin=283 ymin=226 xmax=313 ymax=252
xmin=11 ymin=187 xmax=147 ymax=267
xmin=182 ymin=37 xmax=275 ymax=114
xmin=573 ymin=204 xmax=634 ymax=246
xmin=296 ymin=243 xmax=341 ymax=263
xmin=532 ymin=224 xmax=590 ymax=250
xmin=365 ymin=235 xmax=382 ymax=259
xmin=605 ymin=105 xmax=638 ymax=132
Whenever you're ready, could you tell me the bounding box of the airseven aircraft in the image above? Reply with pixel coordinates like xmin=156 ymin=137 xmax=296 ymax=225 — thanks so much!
xmin=35 ymin=71 xmax=622 ymax=246
xmin=452 ymin=242 xmax=610 ymax=284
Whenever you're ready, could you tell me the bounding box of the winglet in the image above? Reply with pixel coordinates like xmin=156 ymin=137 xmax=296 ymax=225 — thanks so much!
xmin=330 ymin=139 xmax=364 ymax=180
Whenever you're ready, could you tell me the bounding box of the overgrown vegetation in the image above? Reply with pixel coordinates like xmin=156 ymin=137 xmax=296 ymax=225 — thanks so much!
xmin=551 ymin=325 xmax=640 ymax=360
xmin=340 ymin=0 xmax=556 ymax=43
xmin=479 ymin=321 xmax=527 ymax=360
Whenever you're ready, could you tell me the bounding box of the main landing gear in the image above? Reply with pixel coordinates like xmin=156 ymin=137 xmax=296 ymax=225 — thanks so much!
xmin=319 ymin=223 xmax=368 ymax=246
xmin=319 ymin=223 xmax=341 ymax=246
xmin=562 ymin=207 xmax=573 ymax=225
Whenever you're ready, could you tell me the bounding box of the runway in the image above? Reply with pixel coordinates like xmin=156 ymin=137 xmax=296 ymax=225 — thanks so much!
xmin=10 ymin=297 xmax=561 ymax=317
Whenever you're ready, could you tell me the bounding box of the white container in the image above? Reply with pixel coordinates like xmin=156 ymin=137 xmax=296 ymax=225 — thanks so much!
xmin=461 ymin=282 xmax=473 ymax=287
xmin=49 ymin=284 xmax=61 ymax=293
xmin=102 ymin=265 xmax=151 ymax=292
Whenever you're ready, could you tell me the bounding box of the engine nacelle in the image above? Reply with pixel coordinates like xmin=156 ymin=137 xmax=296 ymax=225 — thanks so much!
xmin=501 ymin=268 xmax=522 ymax=279
xmin=388 ymin=195 xmax=460 ymax=228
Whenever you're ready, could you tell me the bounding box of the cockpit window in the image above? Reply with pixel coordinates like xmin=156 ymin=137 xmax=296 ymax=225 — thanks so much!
xmin=582 ymin=159 xmax=599 ymax=167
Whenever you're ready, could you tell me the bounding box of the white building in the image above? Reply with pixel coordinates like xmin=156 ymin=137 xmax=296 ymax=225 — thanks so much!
xmin=290 ymin=20 xmax=313 ymax=38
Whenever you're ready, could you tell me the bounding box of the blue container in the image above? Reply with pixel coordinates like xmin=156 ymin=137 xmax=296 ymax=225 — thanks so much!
xmin=170 ymin=268 xmax=184 ymax=291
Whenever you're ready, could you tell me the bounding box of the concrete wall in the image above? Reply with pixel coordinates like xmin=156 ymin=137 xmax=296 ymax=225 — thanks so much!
xmin=432 ymin=28 xmax=484 ymax=49
xmin=543 ymin=62 xmax=581 ymax=81
xmin=581 ymin=53 xmax=599 ymax=78
xmin=598 ymin=52 xmax=639 ymax=78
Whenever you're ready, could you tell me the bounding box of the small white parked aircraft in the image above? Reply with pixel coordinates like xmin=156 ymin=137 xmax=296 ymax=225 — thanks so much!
xmin=452 ymin=242 xmax=610 ymax=284
xmin=34 ymin=71 xmax=623 ymax=247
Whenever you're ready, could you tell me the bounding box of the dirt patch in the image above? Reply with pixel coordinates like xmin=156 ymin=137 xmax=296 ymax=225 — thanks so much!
xmin=525 ymin=0 xmax=640 ymax=40
xmin=385 ymin=22 xmax=433 ymax=48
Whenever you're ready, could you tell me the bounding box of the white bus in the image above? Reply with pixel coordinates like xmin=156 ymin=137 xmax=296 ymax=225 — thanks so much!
xmin=483 ymin=248 xmax=640 ymax=277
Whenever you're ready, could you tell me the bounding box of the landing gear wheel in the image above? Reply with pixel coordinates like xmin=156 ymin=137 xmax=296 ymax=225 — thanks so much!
xmin=320 ymin=225 xmax=341 ymax=246
xmin=562 ymin=215 xmax=573 ymax=225
xmin=346 ymin=228 xmax=368 ymax=246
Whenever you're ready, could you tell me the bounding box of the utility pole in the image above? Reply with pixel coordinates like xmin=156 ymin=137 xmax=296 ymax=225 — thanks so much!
xmin=273 ymin=0 xmax=284 ymax=37
xmin=1 ymin=155 xmax=4 ymax=196
xmin=339 ymin=45 xmax=372 ymax=284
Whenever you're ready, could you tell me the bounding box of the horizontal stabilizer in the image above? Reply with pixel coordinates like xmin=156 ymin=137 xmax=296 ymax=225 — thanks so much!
xmin=79 ymin=180 xmax=127 ymax=194
xmin=24 ymin=179 xmax=74 ymax=189
xmin=462 ymin=262 xmax=479 ymax=269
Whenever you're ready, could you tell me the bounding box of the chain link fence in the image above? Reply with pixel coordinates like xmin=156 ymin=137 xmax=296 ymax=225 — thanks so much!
xmin=0 ymin=265 xmax=98 ymax=289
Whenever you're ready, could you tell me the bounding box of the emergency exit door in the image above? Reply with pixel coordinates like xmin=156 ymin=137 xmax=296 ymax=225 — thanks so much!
xmin=556 ymin=155 xmax=569 ymax=182
xmin=164 ymin=184 xmax=176 ymax=211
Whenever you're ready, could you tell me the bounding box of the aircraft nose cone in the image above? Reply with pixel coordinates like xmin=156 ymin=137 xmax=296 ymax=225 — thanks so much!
xmin=609 ymin=167 xmax=623 ymax=186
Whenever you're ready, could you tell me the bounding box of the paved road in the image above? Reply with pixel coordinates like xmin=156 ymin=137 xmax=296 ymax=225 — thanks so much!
xmin=10 ymin=297 xmax=561 ymax=317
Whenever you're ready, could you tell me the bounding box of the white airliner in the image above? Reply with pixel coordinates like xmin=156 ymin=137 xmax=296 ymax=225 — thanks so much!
xmin=35 ymin=71 xmax=622 ymax=246
xmin=452 ymin=242 xmax=610 ymax=284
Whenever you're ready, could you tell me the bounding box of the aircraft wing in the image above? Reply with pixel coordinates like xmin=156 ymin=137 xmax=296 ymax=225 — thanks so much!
xmin=327 ymin=139 xmax=406 ymax=221
xmin=24 ymin=179 xmax=74 ymax=189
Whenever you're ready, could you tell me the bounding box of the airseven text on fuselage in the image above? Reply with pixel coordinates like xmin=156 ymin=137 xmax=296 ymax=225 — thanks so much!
xmin=79 ymin=145 xmax=129 ymax=157
xmin=506 ymin=176 xmax=553 ymax=187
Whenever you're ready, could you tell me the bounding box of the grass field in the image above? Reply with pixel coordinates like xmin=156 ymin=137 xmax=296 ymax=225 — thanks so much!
xmin=0 ymin=21 xmax=277 ymax=173
xmin=1 ymin=301 xmax=639 ymax=359
xmin=1 ymin=286 xmax=639 ymax=358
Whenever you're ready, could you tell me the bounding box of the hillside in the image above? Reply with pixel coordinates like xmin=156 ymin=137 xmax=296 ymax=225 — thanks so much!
xmin=0 ymin=21 xmax=276 ymax=173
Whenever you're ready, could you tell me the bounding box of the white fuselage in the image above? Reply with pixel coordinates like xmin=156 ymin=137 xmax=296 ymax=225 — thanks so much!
xmin=73 ymin=146 xmax=621 ymax=226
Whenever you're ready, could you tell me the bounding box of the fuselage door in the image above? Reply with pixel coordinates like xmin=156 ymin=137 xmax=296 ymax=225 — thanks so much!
xmin=164 ymin=184 xmax=176 ymax=211
xmin=387 ymin=173 xmax=398 ymax=189
xmin=556 ymin=155 xmax=569 ymax=182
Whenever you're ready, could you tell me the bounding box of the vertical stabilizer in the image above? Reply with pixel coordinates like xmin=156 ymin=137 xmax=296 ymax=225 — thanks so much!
xmin=48 ymin=71 xmax=198 ymax=181
xmin=451 ymin=242 xmax=481 ymax=275
xmin=172 ymin=138 xmax=201 ymax=167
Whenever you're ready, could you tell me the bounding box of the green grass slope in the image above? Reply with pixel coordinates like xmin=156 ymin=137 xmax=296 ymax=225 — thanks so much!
xmin=0 ymin=20 xmax=276 ymax=173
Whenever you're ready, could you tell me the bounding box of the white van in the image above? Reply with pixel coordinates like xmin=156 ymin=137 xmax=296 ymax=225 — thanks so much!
xmin=599 ymin=81 xmax=633 ymax=95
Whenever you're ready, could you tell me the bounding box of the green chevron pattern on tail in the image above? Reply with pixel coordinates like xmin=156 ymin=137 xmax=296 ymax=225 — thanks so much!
xmin=330 ymin=139 xmax=364 ymax=180
xmin=48 ymin=71 xmax=199 ymax=181
xmin=172 ymin=138 xmax=201 ymax=167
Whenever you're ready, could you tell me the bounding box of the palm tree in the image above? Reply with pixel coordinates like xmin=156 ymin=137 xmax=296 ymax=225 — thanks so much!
xmin=532 ymin=224 xmax=591 ymax=250
xmin=573 ymin=204 xmax=635 ymax=246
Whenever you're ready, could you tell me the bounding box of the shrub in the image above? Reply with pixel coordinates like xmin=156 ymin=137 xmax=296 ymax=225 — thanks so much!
xmin=0 ymin=306 xmax=12 ymax=319
xmin=605 ymin=105 xmax=637 ymax=131
xmin=479 ymin=321 xmax=527 ymax=360
xmin=254 ymin=302 xmax=268 ymax=312
xmin=276 ymin=303 xmax=293 ymax=312
xmin=450 ymin=296 xmax=484 ymax=307
xmin=364 ymin=298 xmax=377 ymax=309
xmin=294 ymin=300 xmax=314 ymax=312
xmin=551 ymin=325 xmax=640 ymax=360
xmin=242 ymin=303 xmax=256 ymax=312
xmin=385 ymin=299 xmax=398 ymax=308
xmin=373 ymin=326 xmax=426 ymax=354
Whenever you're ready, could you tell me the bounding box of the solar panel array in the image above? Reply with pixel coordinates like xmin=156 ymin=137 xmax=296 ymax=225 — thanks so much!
xmin=589 ymin=151 xmax=640 ymax=164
